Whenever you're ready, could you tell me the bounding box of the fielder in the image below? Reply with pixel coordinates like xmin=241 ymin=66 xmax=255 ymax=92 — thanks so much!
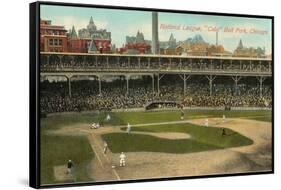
xmin=205 ymin=118 xmax=209 ymax=127
xmin=103 ymin=141 xmax=108 ymax=154
xmin=119 ymin=152 xmax=126 ymax=167
xmin=222 ymin=128 xmax=227 ymax=136
xmin=106 ymin=114 xmax=111 ymax=121
xmin=180 ymin=109 xmax=184 ymax=120
xmin=222 ymin=114 xmax=226 ymax=123
xmin=126 ymin=123 xmax=131 ymax=133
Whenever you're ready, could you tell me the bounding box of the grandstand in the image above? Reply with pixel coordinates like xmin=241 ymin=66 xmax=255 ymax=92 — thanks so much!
xmin=40 ymin=52 xmax=272 ymax=114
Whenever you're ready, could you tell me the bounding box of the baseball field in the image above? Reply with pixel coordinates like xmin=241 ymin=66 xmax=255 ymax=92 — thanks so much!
xmin=40 ymin=109 xmax=272 ymax=185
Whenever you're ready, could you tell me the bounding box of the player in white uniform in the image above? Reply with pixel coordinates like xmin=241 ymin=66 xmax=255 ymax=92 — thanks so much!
xmin=205 ymin=118 xmax=209 ymax=127
xmin=126 ymin=123 xmax=131 ymax=133
xmin=106 ymin=114 xmax=111 ymax=121
xmin=90 ymin=123 xmax=96 ymax=129
xmin=103 ymin=141 xmax=108 ymax=154
xmin=119 ymin=152 xmax=126 ymax=167
xmin=90 ymin=122 xmax=100 ymax=129
xmin=222 ymin=114 xmax=226 ymax=123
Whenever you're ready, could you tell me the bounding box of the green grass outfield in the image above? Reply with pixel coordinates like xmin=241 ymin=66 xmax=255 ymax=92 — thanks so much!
xmin=102 ymin=123 xmax=253 ymax=153
xmin=40 ymin=109 xmax=271 ymax=184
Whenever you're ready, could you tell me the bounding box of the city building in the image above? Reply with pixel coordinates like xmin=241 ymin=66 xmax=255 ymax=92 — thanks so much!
xmin=68 ymin=26 xmax=91 ymax=53
xmin=207 ymin=44 xmax=232 ymax=57
xmin=40 ymin=19 xmax=68 ymax=52
xmin=77 ymin=17 xmax=112 ymax=54
xmin=173 ymin=34 xmax=231 ymax=56
xmin=160 ymin=33 xmax=179 ymax=55
xmin=233 ymin=39 xmax=266 ymax=58
xmin=122 ymin=31 xmax=151 ymax=54
xmin=176 ymin=34 xmax=209 ymax=56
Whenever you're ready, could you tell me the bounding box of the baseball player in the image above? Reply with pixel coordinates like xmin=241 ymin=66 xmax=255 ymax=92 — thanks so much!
xmin=90 ymin=123 xmax=96 ymax=129
xmin=180 ymin=109 xmax=184 ymax=120
xmin=205 ymin=118 xmax=209 ymax=127
xmin=222 ymin=114 xmax=226 ymax=123
xmin=119 ymin=152 xmax=126 ymax=167
xmin=126 ymin=123 xmax=131 ymax=134
xmin=103 ymin=141 xmax=108 ymax=154
xmin=222 ymin=128 xmax=227 ymax=136
xmin=106 ymin=114 xmax=111 ymax=121
xmin=66 ymin=160 xmax=74 ymax=174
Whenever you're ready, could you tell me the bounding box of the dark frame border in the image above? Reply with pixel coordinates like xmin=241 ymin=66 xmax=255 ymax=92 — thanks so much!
xmin=29 ymin=1 xmax=274 ymax=189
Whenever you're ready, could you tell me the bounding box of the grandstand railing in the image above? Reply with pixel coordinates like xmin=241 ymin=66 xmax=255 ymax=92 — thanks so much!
xmin=40 ymin=53 xmax=272 ymax=77
xmin=40 ymin=66 xmax=272 ymax=77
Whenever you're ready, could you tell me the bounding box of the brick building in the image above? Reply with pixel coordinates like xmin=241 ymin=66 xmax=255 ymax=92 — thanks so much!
xmin=77 ymin=17 xmax=112 ymax=54
xmin=233 ymin=39 xmax=266 ymax=58
xmin=121 ymin=31 xmax=151 ymax=54
xmin=40 ymin=19 xmax=68 ymax=52
xmin=67 ymin=26 xmax=91 ymax=53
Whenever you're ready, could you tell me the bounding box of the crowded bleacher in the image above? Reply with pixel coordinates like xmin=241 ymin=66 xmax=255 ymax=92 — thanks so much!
xmin=40 ymin=76 xmax=272 ymax=114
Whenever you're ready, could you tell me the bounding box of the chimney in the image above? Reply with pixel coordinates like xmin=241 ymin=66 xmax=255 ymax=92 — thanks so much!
xmin=152 ymin=12 xmax=159 ymax=54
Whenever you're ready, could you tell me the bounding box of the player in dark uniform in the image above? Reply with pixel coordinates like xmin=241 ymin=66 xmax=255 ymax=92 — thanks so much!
xmin=67 ymin=160 xmax=74 ymax=174
xmin=222 ymin=128 xmax=227 ymax=136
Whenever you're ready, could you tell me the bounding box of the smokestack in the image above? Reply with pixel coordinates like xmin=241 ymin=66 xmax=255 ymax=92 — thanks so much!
xmin=216 ymin=31 xmax=218 ymax=46
xmin=152 ymin=12 xmax=159 ymax=54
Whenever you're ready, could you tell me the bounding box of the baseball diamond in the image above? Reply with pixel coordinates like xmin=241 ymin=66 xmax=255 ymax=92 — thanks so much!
xmin=40 ymin=53 xmax=272 ymax=185
xmin=40 ymin=109 xmax=272 ymax=184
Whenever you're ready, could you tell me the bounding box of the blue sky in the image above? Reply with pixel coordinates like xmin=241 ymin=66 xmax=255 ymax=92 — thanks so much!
xmin=41 ymin=5 xmax=272 ymax=54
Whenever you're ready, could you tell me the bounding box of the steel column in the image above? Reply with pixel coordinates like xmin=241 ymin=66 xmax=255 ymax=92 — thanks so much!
xmin=231 ymin=76 xmax=241 ymax=96
xmin=67 ymin=76 xmax=72 ymax=98
xmin=126 ymin=75 xmax=130 ymax=95
xmin=206 ymin=75 xmax=216 ymax=96
xmin=152 ymin=75 xmax=154 ymax=94
xmin=98 ymin=75 xmax=102 ymax=95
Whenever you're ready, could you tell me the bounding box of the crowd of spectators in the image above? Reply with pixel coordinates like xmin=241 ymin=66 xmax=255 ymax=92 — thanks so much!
xmin=40 ymin=77 xmax=272 ymax=114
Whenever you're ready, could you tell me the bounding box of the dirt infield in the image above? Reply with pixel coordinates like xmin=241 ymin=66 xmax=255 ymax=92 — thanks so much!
xmin=50 ymin=117 xmax=272 ymax=182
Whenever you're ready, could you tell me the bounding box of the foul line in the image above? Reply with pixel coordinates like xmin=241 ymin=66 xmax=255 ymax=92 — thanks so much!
xmin=88 ymin=135 xmax=104 ymax=168
xmin=89 ymin=133 xmax=121 ymax=180
xmin=94 ymin=135 xmax=121 ymax=180
xmin=115 ymin=115 xmax=271 ymax=128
